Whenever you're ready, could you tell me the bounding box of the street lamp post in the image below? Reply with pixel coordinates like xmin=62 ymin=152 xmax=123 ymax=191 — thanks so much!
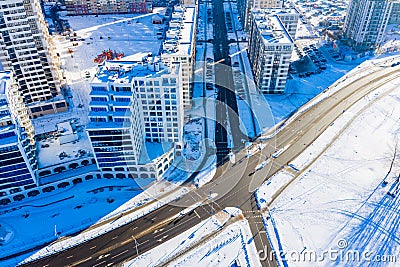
xmin=132 ymin=235 xmax=139 ymax=256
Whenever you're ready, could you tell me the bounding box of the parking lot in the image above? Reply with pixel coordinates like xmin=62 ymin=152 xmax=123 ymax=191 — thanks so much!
xmin=290 ymin=43 xmax=328 ymax=78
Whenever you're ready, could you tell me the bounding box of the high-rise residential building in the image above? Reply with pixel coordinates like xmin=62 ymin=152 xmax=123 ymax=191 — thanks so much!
xmin=238 ymin=0 xmax=284 ymax=30
xmin=161 ymin=6 xmax=196 ymax=109
xmin=0 ymin=72 xmax=37 ymax=192
xmin=343 ymin=0 xmax=397 ymax=51
xmin=248 ymin=11 xmax=294 ymax=94
xmin=65 ymin=0 xmax=152 ymax=15
xmin=87 ymin=53 xmax=183 ymax=179
xmin=0 ymin=0 xmax=67 ymax=118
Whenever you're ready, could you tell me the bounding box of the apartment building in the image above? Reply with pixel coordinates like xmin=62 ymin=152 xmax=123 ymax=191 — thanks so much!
xmin=343 ymin=0 xmax=396 ymax=51
xmin=0 ymin=0 xmax=67 ymax=117
xmin=161 ymin=5 xmax=196 ymax=109
xmin=248 ymin=11 xmax=294 ymax=94
xmin=237 ymin=0 xmax=284 ymax=30
xmin=65 ymin=0 xmax=152 ymax=15
xmin=0 ymin=72 xmax=37 ymax=194
xmin=87 ymin=53 xmax=183 ymax=179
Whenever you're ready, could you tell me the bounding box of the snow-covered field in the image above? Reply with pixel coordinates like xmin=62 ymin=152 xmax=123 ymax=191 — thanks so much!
xmin=18 ymin=185 xmax=189 ymax=266
xmin=123 ymin=208 xmax=261 ymax=267
xmin=0 ymin=178 xmax=147 ymax=265
xmin=257 ymin=72 xmax=400 ymax=266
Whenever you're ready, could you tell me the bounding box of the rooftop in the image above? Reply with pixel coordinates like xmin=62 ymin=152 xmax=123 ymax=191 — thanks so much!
xmin=252 ymin=7 xmax=300 ymax=18
xmin=161 ymin=6 xmax=196 ymax=56
xmin=253 ymin=14 xmax=293 ymax=45
xmin=91 ymin=53 xmax=175 ymax=84
xmin=37 ymin=120 xmax=93 ymax=169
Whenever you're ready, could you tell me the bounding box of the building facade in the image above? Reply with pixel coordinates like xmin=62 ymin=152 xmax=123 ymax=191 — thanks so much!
xmin=0 ymin=0 xmax=67 ymax=117
xmin=389 ymin=1 xmax=400 ymax=24
xmin=87 ymin=54 xmax=183 ymax=179
xmin=65 ymin=0 xmax=152 ymax=15
xmin=248 ymin=11 xmax=294 ymax=94
xmin=0 ymin=72 xmax=37 ymax=192
xmin=343 ymin=0 xmax=396 ymax=51
xmin=161 ymin=6 xmax=196 ymax=109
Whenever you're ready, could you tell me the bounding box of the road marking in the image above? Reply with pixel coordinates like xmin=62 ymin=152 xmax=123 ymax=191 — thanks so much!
xmin=93 ymin=260 xmax=106 ymax=267
xmin=112 ymin=235 xmax=119 ymax=240
xmin=194 ymin=210 xmax=201 ymax=219
xmin=90 ymin=245 xmax=97 ymax=250
xmin=70 ymin=256 xmax=92 ymax=266
xmin=136 ymin=239 xmax=150 ymax=247
xmin=120 ymin=239 xmax=130 ymax=245
xmin=67 ymin=255 xmax=74 ymax=259
xmin=97 ymin=253 xmax=110 ymax=260
xmin=111 ymin=249 xmax=128 ymax=259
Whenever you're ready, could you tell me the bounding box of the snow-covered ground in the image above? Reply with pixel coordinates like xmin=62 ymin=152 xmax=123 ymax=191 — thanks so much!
xmin=256 ymin=70 xmax=400 ymax=266
xmin=0 ymin=178 xmax=147 ymax=265
xmin=123 ymin=208 xmax=261 ymax=267
xmin=18 ymin=185 xmax=190 ymax=266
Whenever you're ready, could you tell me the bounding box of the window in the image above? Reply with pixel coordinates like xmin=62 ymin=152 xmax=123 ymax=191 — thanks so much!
xmin=115 ymin=97 xmax=130 ymax=102
xmin=91 ymin=97 xmax=107 ymax=102
xmin=91 ymin=107 xmax=107 ymax=112
xmin=92 ymin=86 xmax=107 ymax=91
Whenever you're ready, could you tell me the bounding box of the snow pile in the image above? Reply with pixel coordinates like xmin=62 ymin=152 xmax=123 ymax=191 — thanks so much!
xmin=0 ymin=223 xmax=13 ymax=246
xmin=256 ymin=171 xmax=294 ymax=208
xmin=123 ymin=208 xmax=260 ymax=267
xmin=194 ymin=163 xmax=217 ymax=188
xmin=183 ymin=118 xmax=203 ymax=160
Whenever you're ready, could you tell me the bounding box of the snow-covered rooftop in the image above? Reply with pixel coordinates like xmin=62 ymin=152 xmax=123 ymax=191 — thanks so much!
xmin=253 ymin=14 xmax=293 ymax=44
xmin=91 ymin=53 xmax=176 ymax=84
xmin=161 ymin=6 xmax=196 ymax=56
xmin=37 ymin=122 xmax=92 ymax=168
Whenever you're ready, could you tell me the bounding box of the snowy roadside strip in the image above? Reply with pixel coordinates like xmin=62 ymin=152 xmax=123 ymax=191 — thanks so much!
xmin=255 ymin=72 xmax=400 ymax=267
xmin=260 ymin=55 xmax=400 ymax=141
xmin=19 ymin=186 xmax=190 ymax=265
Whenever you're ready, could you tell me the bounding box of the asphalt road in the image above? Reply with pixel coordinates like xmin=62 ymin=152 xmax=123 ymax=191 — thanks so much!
xmin=212 ymin=0 xmax=248 ymax=165
xmin=20 ymin=61 xmax=400 ymax=267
